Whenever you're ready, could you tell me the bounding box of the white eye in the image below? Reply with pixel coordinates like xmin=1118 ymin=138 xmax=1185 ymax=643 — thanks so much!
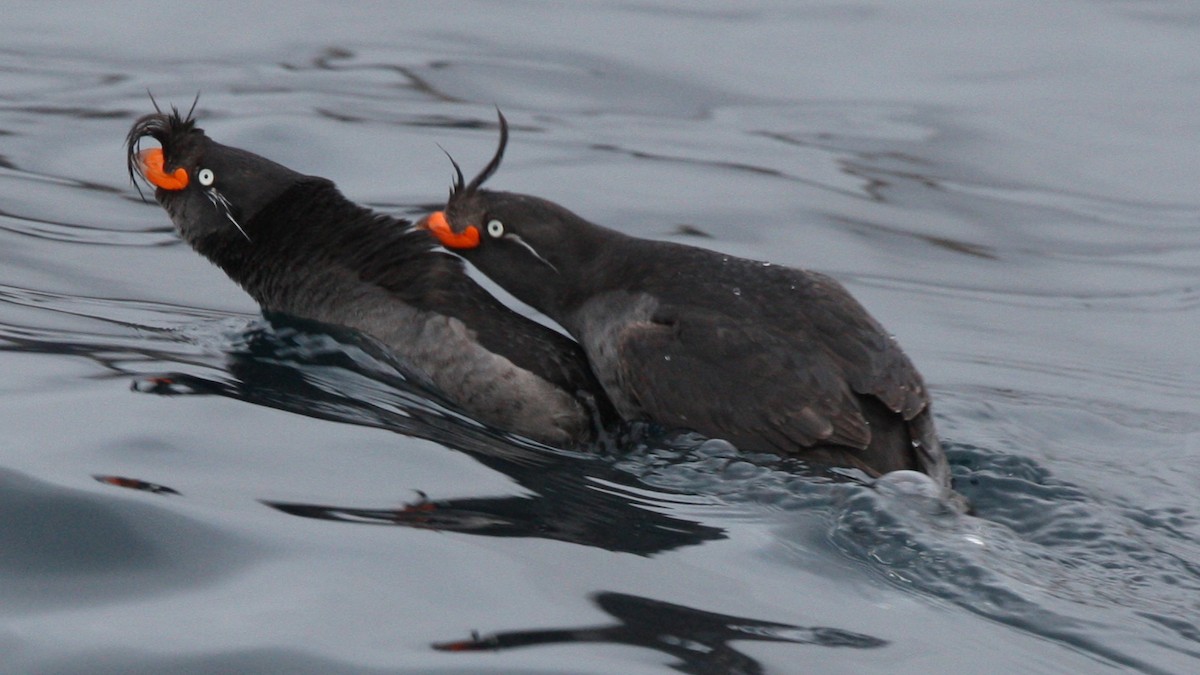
xmin=197 ymin=168 xmax=214 ymax=186
xmin=486 ymin=219 xmax=505 ymax=238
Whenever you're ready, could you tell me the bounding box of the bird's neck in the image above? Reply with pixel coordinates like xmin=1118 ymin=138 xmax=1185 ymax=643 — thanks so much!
xmin=532 ymin=217 xmax=642 ymax=318
xmin=193 ymin=179 xmax=442 ymax=314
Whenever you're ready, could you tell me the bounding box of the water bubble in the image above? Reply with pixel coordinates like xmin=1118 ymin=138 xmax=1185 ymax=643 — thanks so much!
xmin=874 ymin=470 xmax=941 ymax=499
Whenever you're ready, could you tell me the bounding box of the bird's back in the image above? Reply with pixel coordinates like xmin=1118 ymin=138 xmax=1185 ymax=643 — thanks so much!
xmin=568 ymin=238 xmax=939 ymax=478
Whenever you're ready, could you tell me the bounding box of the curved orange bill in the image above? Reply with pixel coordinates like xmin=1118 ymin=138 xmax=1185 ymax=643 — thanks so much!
xmin=417 ymin=211 xmax=480 ymax=249
xmin=138 ymin=147 xmax=189 ymax=191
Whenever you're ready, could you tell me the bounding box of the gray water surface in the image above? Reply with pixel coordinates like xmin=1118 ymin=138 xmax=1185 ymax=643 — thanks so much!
xmin=2 ymin=2 xmax=1198 ymax=673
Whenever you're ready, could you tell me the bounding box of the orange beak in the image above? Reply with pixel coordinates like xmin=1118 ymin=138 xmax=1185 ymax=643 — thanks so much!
xmin=417 ymin=211 xmax=481 ymax=249
xmin=138 ymin=147 xmax=189 ymax=191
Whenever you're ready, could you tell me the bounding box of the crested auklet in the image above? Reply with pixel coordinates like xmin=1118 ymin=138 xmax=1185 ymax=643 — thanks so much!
xmin=419 ymin=113 xmax=952 ymax=490
xmin=125 ymin=105 xmax=612 ymax=447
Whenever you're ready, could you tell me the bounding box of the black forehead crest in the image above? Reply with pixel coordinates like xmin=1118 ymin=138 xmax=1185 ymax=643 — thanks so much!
xmin=446 ymin=109 xmax=509 ymax=207
xmin=125 ymin=96 xmax=207 ymax=197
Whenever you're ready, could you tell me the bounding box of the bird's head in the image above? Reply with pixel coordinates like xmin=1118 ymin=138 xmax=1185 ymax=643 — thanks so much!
xmin=126 ymin=99 xmax=305 ymax=246
xmin=417 ymin=112 xmax=611 ymax=314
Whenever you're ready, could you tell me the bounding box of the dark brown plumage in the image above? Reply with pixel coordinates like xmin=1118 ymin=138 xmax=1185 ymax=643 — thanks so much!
xmin=421 ymin=113 xmax=952 ymax=490
xmin=126 ymin=105 xmax=614 ymax=447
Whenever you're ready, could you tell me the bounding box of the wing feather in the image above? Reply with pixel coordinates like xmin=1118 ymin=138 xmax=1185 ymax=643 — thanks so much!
xmin=607 ymin=302 xmax=873 ymax=453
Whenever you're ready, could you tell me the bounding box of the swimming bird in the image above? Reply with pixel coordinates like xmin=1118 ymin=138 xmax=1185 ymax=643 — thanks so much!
xmin=419 ymin=113 xmax=951 ymax=489
xmin=125 ymin=105 xmax=612 ymax=447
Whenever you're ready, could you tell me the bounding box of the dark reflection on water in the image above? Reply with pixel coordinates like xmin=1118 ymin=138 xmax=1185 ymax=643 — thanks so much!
xmin=96 ymin=317 xmax=1200 ymax=672
xmin=263 ymin=485 xmax=724 ymax=557
xmin=434 ymin=591 xmax=887 ymax=674
xmin=118 ymin=317 xmax=725 ymax=555
xmin=93 ymin=474 xmax=181 ymax=495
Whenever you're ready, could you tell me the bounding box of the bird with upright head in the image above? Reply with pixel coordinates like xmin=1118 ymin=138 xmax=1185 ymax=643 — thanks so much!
xmin=419 ymin=112 xmax=954 ymax=495
xmin=125 ymin=101 xmax=614 ymax=447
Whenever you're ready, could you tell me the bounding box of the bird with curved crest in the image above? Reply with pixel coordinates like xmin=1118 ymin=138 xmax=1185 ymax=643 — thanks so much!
xmin=126 ymin=101 xmax=614 ymax=447
xmin=419 ymin=112 xmax=955 ymax=494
